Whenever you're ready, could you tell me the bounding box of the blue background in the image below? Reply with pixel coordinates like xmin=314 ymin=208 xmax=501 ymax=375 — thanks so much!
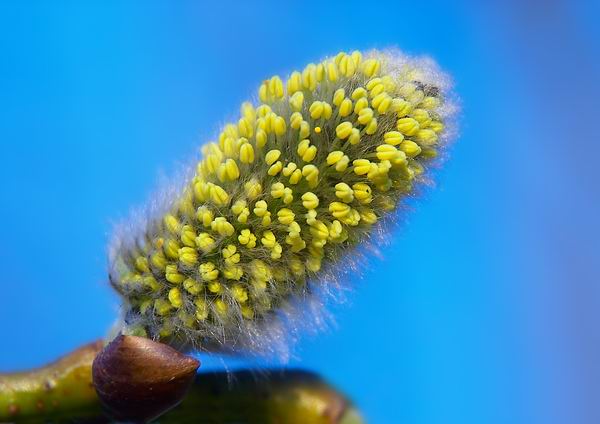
xmin=1 ymin=1 xmax=599 ymax=423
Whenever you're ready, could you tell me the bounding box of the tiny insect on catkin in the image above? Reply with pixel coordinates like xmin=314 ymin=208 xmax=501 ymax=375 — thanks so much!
xmin=109 ymin=49 xmax=458 ymax=356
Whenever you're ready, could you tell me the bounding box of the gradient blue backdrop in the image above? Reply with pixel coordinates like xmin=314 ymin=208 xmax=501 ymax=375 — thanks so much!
xmin=1 ymin=1 xmax=599 ymax=423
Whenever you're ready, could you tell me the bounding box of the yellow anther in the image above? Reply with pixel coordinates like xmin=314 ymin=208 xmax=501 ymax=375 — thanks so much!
xmin=301 ymin=192 xmax=319 ymax=209
xmin=239 ymin=142 xmax=255 ymax=163
xmin=282 ymin=187 xmax=293 ymax=205
xmin=290 ymin=112 xmax=303 ymax=129
xmin=332 ymin=88 xmax=345 ymax=106
xmin=195 ymin=298 xmax=209 ymax=321
xmin=223 ymin=158 xmax=240 ymax=180
xmin=353 ymin=159 xmax=371 ymax=175
xmin=353 ymin=183 xmax=373 ymax=204
xmin=400 ymin=140 xmax=422 ymax=157
xmin=327 ymin=150 xmax=344 ymax=165
xmin=134 ymin=256 xmax=149 ymax=273
xmin=241 ymin=101 xmax=256 ymax=120
xmin=309 ymin=101 xmax=324 ymax=119
xmin=224 ymin=264 xmax=243 ymax=280
xmin=154 ymin=299 xmax=173 ymax=316
xmin=238 ymin=228 xmax=257 ymax=248
xmin=316 ymin=63 xmax=325 ymax=82
xmin=309 ymin=219 xmax=329 ymax=240
xmin=222 ymin=244 xmax=240 ymax=264
xmin=337 ymin=98 xmax=352 ymax=117
xmin=361 ymin=58 xmax=381 ymax=77
xmin=357 ymin=108 xmax=374 ymax=125
xmin=302 ymin=164 xmax=319 ymax=188
xmin=216 ymin=299 xmax=229 ymax=316
xmin=329 ymin=202 xmax=351 ymax=218
xmin=297 ymin=139 xmax=317 ymax=162
xmin=210 ymin=184 xmax=229 ymax=206
xmin=168 ymin=287 xmax=183 ymax=308
xmin=261 ymin=230 xmax=276 ymax=248
xmin=314 ymin=126 xmax=321 ymax=134
xmin=397 ymin=117 xmax=420 ymax=136
xmin=351 ymin=87 xmax=367 ymax=100
xmin=164 ymin=239 xmax=180 ymax=259
xmin=340 ymin=208 xmax=361 ymax=226
xmin=238 ymin=117 xmax=253 ymax=138
xmin=196 ymin=233 xmax=216 ymax=253
xmin=253 ymin=200 xmax=268 ymax=217
xmin=381 ymin=75 xmax=396 ymax=92
xmin=289 ymin=168 xmax=302 ymax=184
xmin=255 ymin=128 xmax=267 ymax=148
xmin=199 ymin=262 xmax=219 ymax=281
xmin=416 ymin=129 xmax=438 ymax=145
xmin=338 ymin=54 xmax=356 ymax=77
xmin=348 ymin=128 xmax=361 ymax=145
xmin=244 ymin=179 xmax=262 ymax=200
xmin=290 ymin=258 xmax=305 ymax=276
xmin=306 ymin=256 xmax=322 ymax=272
xmin=287 ymin=71 xmax=302 ymax=94
xmin=273 ymin=116 xmax=287 ymax=136
xmin=178 ymin=246 xmax=198 ymax=266
xmin=335 ymin=182 xmax=354 ymax=203
xmin=271 ymin=182 xmax=285 ymax=199
xmin=384 ymin=131 xmax=405 ymax=146
xmin=302 ymin=63 xmax=318 ymax=91
xmin=276 ymin=208 xmax=295 ymax=225
xmin=183 ymin=278 xmax=202 ymax=295
xmin=353 ymin=97 xmax=369 ymax=114
xmin=256 ymin=104 xmax=272 ymax=117
xmin=231 ymin=199 xmax=247 ymax=215
xmin=376 ymin=144 xmax=400 ymax=161
xmin=282 ymin=162 xmax=297 ymax=176
xmin=421 ymin=96 xmax=440 ymax=110
xmin=151 ymin=251 xmax=167 ymax=270
xmin=327 ymin=220 xmax=345 ymax=242
xmin=263 ymin=149 xmax=280 ymax=166
xmin=251 ymin=259 xmax=272 ymax=282
xmin=208 ymin=281 xmax=222 ymax=294
xmin=232 ymin=284 xmax=248 ymax=303
xmin=336 ymin=121 xmax=353 ymax=139
xmin=411 ymin=109 xmax=431 ymax=127
xmin=268 ymin=160 xmax=283 ymax=176
xmin=299 ymin=121 xmax=310 ymax=139
xmin=164 ymin=214 xmax=180 ymax=234
xmin=360 ymin=209 xmax=378 ymax=224
xmin=430 ymin=121 xmax=444 ymax=133
xmin=391 ymin=98 xmax=413 ymax=116
xmin=165 ymin=264 xmax=185 ymax=284
xmin=305 ymin=209 xmax=317 ymax=225
xmin=369 ymin=83 xmax=385 ymax=97
xmin=194 ymin=180 xmax=210 ymax=202
xmin=222 ymin=137 xmax=239 ymax=158
xmin=211 ymin=217 xmax=235 ymax=236
xmin=326 ymin=61 xmax=339 ymax=82
xmin=289 ymin=91 xmax=304 ymax=112
xmin=270 ymin=76 xmax=284 ymax=98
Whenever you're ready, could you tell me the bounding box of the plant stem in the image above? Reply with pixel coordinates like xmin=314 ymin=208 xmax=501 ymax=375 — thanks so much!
xmin=0 ymin=341 xmax=363 ymax=423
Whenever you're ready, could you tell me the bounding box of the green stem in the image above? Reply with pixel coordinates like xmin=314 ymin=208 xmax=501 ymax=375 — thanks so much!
xmin=0 ymin=341 xmax=363 ymax=424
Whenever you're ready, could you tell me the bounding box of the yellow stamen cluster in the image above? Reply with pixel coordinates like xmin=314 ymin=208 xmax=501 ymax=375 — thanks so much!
xmin=109 ymin=50 xmax=453 ymax=348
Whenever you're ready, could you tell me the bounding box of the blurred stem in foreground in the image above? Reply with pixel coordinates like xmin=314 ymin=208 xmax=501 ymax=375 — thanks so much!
xmin=0 ymin=341 xmax=362 ymax=423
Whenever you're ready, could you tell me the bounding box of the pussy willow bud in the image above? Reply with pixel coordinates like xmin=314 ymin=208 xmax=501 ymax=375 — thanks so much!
xmin=109 ymin=49 xmax=458 ymax=356
xmin=92 ymin=335 xmax=199 ymax=422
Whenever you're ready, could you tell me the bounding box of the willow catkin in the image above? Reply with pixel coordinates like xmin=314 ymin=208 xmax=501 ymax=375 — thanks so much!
xmin=108 ymin=49 xmax=458 ymax=356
